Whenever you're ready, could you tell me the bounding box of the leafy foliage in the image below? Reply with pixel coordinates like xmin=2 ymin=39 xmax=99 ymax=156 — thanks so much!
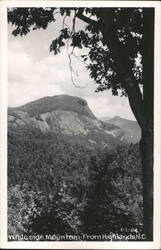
xmin=83 ymin=144 xmax=142 ymax=235
xmin=8 ymin=126 xmax=143 ymax=240
xmin=8 ymin=8 xmax=57 ymax=35
xmin=8 ymin=7 xmax=143 ymax=96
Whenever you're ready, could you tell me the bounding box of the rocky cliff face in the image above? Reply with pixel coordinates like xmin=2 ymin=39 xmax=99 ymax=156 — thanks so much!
xmin=8 ymin=95 xmax=124 ymax=146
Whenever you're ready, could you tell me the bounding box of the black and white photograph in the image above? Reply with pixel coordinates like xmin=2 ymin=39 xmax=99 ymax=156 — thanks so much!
xmin=0 ymin=1 xmax=161 ymax=249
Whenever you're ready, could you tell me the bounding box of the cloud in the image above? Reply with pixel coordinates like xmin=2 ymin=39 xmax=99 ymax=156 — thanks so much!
xmin=8 ymin=41 xmax=69 ymax=106
xmin=8 ymin=33 xmax=135 ymax=120
xmin=87 ymin=96 xmax=133 ymax=119
xmin=8 ymin=81 xmax=64 ymax=107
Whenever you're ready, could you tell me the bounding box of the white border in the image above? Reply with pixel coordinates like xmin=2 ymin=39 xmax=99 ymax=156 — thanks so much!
xmin=0 ymin=1 xmax=161 ymax=249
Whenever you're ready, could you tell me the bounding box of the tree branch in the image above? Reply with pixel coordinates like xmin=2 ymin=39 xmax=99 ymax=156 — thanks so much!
xmin=98 ymin=12 xmax=146 ymax=128
xmin=76 ymin=9 xmax=98 ymax=26
xmin=74 ymin=9 xmax=146 ymax=127
xmin=103 ymin=31 xmax=145 ymax=127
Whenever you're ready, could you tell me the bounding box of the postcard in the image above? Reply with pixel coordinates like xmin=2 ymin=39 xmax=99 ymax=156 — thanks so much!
xmin=0 ymin=1 xmax=161 ymax=249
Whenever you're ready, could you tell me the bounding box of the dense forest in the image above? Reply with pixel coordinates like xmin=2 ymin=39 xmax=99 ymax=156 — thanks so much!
xmin=8 ymin=125 xmax=143 ymax=241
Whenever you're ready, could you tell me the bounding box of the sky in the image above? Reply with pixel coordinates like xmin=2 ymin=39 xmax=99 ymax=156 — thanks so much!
xmin=8 ymin=14 xmax=135 ymax=120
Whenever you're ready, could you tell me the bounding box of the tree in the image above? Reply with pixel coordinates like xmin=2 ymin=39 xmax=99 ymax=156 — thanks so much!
xmin=8 ymin=7 xmax=154 ymax=240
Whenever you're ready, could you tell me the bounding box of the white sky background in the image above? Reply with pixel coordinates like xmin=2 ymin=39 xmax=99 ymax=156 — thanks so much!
xmin=8 ymin=13 xmax=136 ymax=120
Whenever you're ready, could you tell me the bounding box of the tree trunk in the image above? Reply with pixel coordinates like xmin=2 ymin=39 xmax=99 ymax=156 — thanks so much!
xmin=81 ymin=8 xmax=154 ymax=240
xmin=140 ymin=126 xmax=153 ymax=240
xmin=140 ymin=8 xmax=154 ymax=241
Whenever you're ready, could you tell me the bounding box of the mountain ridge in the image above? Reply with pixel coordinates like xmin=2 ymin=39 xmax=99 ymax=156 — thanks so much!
xmin=8 ymin=95 xmax=96 ymax=119
xmin=105 ymin=116 xmax=141 ymax=143
xmin=8 ymin=95 xmax=140 ymax=144
xmin=8 ymin=95 xmax=125 ymax=148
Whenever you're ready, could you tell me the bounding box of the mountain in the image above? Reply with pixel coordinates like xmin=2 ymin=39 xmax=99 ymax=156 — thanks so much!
xmin=9 ymin=95 xmax=95 ymax=119
xmin=8 ymin=95 xmax=142 ymax=237
xmin=8 ymin=95 xmax=124 ymax=148
xmin=99 ymin=116 xmax=111 ymax=122
xmin=104 ymin=116 xmax=141 ymax=143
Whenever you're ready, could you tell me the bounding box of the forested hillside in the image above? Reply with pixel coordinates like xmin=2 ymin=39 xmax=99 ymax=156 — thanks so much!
xmin=8 ymin=125 xmax=143 ymax=240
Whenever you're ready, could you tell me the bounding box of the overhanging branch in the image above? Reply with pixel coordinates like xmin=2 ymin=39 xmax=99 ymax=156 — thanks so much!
xmin=76 ymin=10 xmax=98 ymax=26
xmin=75 ymin=9 xmax=146 ymax=127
